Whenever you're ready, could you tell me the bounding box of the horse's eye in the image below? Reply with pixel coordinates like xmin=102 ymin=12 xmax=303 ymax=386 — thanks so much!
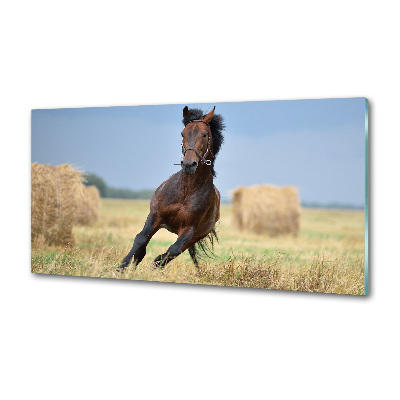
xmin=203 ymin=133 xmax=207 ymax=138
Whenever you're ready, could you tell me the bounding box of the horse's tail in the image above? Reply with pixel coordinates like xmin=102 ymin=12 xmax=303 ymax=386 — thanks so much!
xmin=188 ymin=228 xmax=219 ymax=267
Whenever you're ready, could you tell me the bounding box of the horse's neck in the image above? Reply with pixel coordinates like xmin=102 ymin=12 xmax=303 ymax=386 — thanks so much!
xmin=180 ymin=166 xmax=213 ymax=194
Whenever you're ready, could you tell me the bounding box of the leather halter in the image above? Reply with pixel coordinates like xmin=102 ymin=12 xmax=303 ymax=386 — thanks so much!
xmin=180 ymin=120 xmax=213 ymax=166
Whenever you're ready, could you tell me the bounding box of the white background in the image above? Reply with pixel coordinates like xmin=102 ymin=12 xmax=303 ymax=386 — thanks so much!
xmin=1 ymin=1 xmax=398 ymax=399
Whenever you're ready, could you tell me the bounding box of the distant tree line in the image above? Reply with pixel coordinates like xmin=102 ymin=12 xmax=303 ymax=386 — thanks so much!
xmin=83 ymin=173 xmax=363 ymax=208
xmin=301 ymin=201 xmax=364 ymax=210
xmin=83 ymin=173 xmax=154 ymax=199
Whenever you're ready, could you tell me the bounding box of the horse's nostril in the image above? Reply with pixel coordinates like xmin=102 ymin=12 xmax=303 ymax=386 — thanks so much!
xmin=181 ymin=161 xmax=197 ymax=170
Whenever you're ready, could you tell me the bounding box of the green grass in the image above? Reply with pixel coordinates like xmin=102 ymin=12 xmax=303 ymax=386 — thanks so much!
xmin=31 ymin=199 xmax=365 ymax=295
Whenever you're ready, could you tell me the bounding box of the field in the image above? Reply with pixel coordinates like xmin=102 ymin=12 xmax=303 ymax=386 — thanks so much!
xmin=31 ymin=199 xmax=365 ymax=295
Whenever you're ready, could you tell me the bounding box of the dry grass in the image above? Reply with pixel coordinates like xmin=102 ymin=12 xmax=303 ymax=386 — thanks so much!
xmin=75 ymin=185 xmax=100 ymax=226
xmin=31 ymin=199 xmax=365 ymax=295
xmin=31 ymin=163 xmax=83 ymax=246
xmin=232 ymin=185 xmax=301 ymax=236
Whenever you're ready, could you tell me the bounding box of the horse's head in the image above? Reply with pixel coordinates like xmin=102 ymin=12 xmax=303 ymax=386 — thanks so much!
xmin=180 ymin=106 xmax=215 ymax=175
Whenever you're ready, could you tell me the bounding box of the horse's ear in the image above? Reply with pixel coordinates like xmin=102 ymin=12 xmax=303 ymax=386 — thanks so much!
xmin=183 ymin=106 xmax=190 ymax=117
xmin=202 ymin=106 xmax=215 ymax=124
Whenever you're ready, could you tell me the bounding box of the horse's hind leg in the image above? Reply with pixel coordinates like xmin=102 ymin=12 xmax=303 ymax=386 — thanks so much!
xmin=118 ymin=213 xmax=159 ymax=271
xmin=153 ymin=228 xmax=194 ymax=268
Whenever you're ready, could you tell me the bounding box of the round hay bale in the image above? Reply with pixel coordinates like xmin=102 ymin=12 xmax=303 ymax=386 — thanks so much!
xmin=31 ymin=163 xmax=84 ymax=246
xmin=75 ymin=185 xmax=100 ymax=226
xmin=232 ymin=184 xmax=301 ymax=236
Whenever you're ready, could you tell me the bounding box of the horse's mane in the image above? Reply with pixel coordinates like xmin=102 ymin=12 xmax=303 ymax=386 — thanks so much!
xmin=182 ymin=108 xmax=225 ymax=177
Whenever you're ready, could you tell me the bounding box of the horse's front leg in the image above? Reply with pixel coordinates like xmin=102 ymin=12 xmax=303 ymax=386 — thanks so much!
xmin=118 ymin=213 xmax=159 ymax=271
xmin=153 ymin=228 xmax=195 ymax=268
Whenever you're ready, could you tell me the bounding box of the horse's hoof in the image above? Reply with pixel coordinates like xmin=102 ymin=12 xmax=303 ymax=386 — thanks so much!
xmin=152 ymin=259 xmax=164 ymax=270
xmin=116 ymin=264 xmax=128 ymax=274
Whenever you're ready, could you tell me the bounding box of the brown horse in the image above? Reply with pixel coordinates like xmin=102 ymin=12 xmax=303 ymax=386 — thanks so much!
xmin=118 ymin=106 xmax=225 ymax=270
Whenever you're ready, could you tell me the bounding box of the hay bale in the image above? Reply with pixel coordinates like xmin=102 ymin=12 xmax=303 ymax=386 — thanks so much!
xmin=31 ymin=163 xmax=84 ymax=245
xmin=232 ymin=184 xmax=301 ymax=236
xmin=75 ymin=185 xmax=100 ymax=226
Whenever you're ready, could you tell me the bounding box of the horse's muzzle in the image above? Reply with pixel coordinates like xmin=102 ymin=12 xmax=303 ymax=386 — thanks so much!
xmin=181 ymin=161 xmax=198 ymax=175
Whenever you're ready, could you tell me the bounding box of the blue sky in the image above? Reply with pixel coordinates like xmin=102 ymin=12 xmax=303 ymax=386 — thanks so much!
xmin=31 ymin=98 xmax=366 ymax=206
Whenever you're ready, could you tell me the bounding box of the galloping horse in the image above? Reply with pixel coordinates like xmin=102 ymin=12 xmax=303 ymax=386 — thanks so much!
xmin=118 ymin=106 xmax=225 ymax=270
